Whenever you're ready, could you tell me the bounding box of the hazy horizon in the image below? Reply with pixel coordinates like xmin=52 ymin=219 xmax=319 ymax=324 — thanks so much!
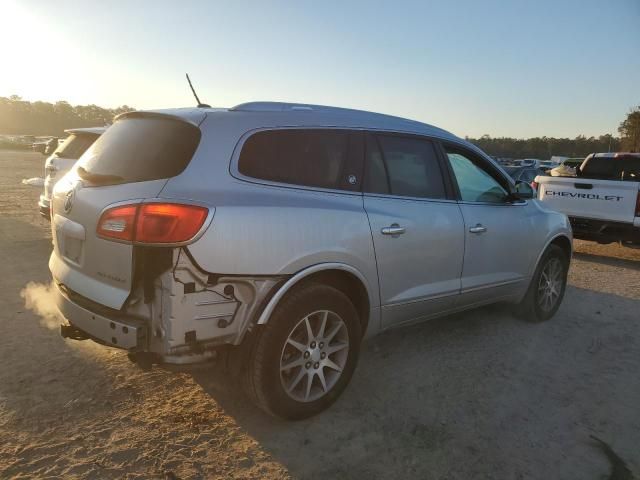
xmin=2 ymin=0 xmax=638 ymax=139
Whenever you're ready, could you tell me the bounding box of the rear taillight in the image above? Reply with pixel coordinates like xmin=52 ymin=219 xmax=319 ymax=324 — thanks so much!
xmin=531 ymin=181 xmax=538 ymax=191
xmin=635 ymin=191 xmax=640 ymax=218
xmin=97 ymin=203 xmax=208 ymax=244
xmin=97 ymin=204 xmax=138 ymax=241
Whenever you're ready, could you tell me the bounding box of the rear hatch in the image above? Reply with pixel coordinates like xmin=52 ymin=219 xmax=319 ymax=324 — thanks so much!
xmin=537 ymin=176 xmax=640 ymax=224
xmin=50 ymin=112 xmax=204 ymax=309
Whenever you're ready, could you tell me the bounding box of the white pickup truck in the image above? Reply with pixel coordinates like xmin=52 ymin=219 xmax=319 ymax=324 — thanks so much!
xmin=536 ymin=153 xmax=640 ymax=247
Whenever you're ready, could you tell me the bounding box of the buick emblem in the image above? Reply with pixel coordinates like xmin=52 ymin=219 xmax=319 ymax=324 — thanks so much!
xmin=64 ymin=189 xmax=75 ymax=213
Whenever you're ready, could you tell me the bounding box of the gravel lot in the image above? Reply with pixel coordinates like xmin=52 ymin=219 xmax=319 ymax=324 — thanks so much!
xmin=1 ymin=150 xmax=639 ymax=479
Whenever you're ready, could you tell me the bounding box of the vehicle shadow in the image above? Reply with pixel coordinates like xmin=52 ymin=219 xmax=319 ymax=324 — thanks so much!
xmin=572 ymin=251 xmax=640 ymax=271
xmin=192 ymin=286 xmax=640 ymax=479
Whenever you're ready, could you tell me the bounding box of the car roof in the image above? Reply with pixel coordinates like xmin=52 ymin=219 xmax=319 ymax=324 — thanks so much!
xmin=64 ymin=127 xmax=107 ymax=135
xmin=140 ymin=102 xmax=462 ymax=143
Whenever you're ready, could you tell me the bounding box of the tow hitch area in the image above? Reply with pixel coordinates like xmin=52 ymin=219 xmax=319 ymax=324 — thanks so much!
xmin=60 ymin=324 xmax=90 ymax=341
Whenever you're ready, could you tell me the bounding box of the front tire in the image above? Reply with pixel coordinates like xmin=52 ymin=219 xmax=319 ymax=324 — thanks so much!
xmin=245 ymin=283 xmax=361 ymax=420
xmin=516 ymin=244 xmax=569 ymax=322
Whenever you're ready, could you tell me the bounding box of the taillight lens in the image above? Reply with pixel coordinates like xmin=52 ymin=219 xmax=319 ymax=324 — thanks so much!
xmin=97 ymin=203 xmax=208 ymax=244
xmin=136 ymin=203 xmax=208 ymax=243
xmin=530 ymin=181 xmax=538 ymax=191
xmin=97 ymin=204 xmax=138 ymax=241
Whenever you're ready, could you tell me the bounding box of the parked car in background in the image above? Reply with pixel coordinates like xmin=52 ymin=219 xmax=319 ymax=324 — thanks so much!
xmin=39 ymin=127 xmax=105 ymax=218
xmin=504 ymin=165 xmax=549 ymax=189
xmin=549 ymin=158 xmax=584 ymax=177
xmin=519 ymin=158 xmax=541 ymax=168
xmin=539 ymin=160 xmax=555 ymax=170
xmin=50 ymin=102 xmax=572 ymax=419
xmin=536 ymin=152 xmax=640 ymax=247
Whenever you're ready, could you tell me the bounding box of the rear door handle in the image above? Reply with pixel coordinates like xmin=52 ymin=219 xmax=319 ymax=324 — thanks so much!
xmin=381 ymin=224 xmax=406 ymax=236
xmin=469 ymin=224 xmax=487 ymax=234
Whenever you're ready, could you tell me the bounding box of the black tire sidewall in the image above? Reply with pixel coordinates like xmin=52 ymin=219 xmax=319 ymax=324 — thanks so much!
xmin=250 ymin=283 xmax=361 ymax=420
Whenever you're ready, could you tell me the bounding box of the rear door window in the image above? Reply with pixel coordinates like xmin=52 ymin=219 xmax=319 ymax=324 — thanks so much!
xmin=238 ymin=129 xmax=361 ymax=191
xmin=76 ymin=116 xmax=201 ymax=185
xmin=364 ymin=134 xmax=446 ymax=199
xmin=53 ymin=134 xmax=98 ymax=159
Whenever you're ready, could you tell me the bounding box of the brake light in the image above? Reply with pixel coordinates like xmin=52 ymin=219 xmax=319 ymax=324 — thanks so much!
xmin=531 ymin=181 xmax=538 ymax=191
xmin=136 ymin=203 xmax=208 ymax=243
xmin=97 ymin=203 xmax=208 ymax=244
xmin=97 ymin=204 xmax=138 ymax=241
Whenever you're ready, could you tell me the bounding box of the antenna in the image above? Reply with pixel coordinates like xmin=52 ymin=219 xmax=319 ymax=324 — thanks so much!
xmin=186 ymin=73 xmax=211 ymax=108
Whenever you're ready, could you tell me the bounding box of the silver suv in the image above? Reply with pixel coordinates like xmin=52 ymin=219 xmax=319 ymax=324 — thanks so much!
xmin=50 ymin=102 xmax=572 ymax=419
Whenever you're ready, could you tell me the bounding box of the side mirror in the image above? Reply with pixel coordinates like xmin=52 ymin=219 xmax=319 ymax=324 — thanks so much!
xmin=513 ymin=181 xmax=534 ymax=200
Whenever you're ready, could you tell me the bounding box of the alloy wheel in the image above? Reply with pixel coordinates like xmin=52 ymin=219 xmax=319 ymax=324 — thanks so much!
xmin=279 ymin=310 xmax=349 ymax=403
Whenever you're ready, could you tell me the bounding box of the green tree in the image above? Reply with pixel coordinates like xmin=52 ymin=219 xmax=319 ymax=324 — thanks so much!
xmin=618 ymin=106 xmax=640 ymax=152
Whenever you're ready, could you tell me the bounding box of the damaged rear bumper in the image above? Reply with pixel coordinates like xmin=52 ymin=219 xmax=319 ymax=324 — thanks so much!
xmin=54 ymin=248 xmax=286 ymax=363
xmin=55 ymin=283 xmax=146 ymax=349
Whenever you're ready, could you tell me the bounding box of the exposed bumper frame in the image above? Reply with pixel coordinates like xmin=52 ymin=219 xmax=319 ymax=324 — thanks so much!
xmin=54 ymin=283 xmax=146 ymax=350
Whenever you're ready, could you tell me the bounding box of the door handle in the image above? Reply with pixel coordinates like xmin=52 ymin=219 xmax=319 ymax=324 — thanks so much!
xmin=469 ymin=224 xmax=487 ymax=234
xmin=381 ymin=224 xmax=406 ymax=236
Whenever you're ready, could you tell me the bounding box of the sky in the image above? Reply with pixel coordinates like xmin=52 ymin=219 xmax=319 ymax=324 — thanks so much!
xmin=1 ymin=0 xmax=639 ymax=139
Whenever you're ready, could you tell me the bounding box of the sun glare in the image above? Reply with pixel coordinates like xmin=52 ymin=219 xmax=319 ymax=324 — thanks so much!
xmin=0 ymin=0 xmax=74 ymax=101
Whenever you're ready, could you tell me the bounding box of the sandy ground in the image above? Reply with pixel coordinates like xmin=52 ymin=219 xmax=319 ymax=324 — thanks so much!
xmin=1 ymin=150 xmax=639 ymax=480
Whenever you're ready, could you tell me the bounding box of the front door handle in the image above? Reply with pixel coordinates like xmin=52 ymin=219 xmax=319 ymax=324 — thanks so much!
xmin=469 ymin=224 xmax=487 ymax=234
xmin=381 ymin=224 xmax=406 ymax=236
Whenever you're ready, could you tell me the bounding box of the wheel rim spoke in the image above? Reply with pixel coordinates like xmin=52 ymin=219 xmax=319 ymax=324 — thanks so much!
xmin=325 ymin=323 xmax=342 ymax=343
xmin=280 ymin=309 xmax=350 ymax=403
xmin=304 ymin=317 xmax=314 ymax=343
xmin=288 ymin=368 xmax=306 ymax=393
xmin=304 ymin=372 xmax=314 ymax=401
xmin=324 ymin=358 xmax=343 ymax=372
xmin=317 ymin=311 xmax=328 ymax=338
xmin=317 ymin=368 xmax=328 ymax=392
xmin=325 ymin=342 xmax=348 ymax=355
xmin=280 ymin=357 xmax=304 ymax=372
xmin=287 ymin=338 xmax=307 ymax=352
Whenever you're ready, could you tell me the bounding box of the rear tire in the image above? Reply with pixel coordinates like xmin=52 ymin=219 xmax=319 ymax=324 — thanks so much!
xmin=515 ymin=244 xmax=568 ymax=322
xmin=244 ymin=283 xmax=361 ymax=420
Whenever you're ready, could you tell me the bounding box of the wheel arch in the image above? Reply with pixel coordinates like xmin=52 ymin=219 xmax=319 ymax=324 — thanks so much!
xmin=532 ymin=233 xmax=572 ymax=275
xmin=256 ymin=263 xmax=373 ymax=336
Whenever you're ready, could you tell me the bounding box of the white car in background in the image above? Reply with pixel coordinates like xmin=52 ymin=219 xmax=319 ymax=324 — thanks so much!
xmin=39 ymin=127 xmax=105 ymax=218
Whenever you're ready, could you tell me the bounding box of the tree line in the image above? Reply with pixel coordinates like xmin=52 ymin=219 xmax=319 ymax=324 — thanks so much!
xmin=0 ymin=95 xmax=133 ymax=137
xmin=468 ymin=105 xmax=639 ymax=158
xmin=1 ymin=95 xmax=638 ymax=157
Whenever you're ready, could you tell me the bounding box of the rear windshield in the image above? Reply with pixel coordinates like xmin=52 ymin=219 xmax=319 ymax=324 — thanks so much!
xmin=76 ymin=116 xmax=201 ymax=185
xmin=53 ymin=133 xmax=99 ymax=160
xmin=579 ymin=156 xmax=640 ymax=181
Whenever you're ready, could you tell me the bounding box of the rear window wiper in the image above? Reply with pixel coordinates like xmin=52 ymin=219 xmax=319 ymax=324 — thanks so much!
xmin=77 ymin=166 xmax=124 ymax=185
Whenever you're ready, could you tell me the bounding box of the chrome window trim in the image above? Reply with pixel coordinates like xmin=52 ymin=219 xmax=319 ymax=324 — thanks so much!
xmin=229 ymin=126 xmax=460 ymax=198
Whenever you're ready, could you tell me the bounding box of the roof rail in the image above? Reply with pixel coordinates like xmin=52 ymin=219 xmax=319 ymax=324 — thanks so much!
xmin=230 ymin=102 xmax=319 ymax=112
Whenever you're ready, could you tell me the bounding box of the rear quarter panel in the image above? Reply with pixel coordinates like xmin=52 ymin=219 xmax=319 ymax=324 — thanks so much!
xmin=160 ymin=114 xmax=380 ymax=308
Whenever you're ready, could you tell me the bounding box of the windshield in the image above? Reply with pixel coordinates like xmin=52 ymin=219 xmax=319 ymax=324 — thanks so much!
xmin=53 ymin=133 xmax=99 ymax=159
xmin=76 ymin=116 xmax=201 ymax=186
